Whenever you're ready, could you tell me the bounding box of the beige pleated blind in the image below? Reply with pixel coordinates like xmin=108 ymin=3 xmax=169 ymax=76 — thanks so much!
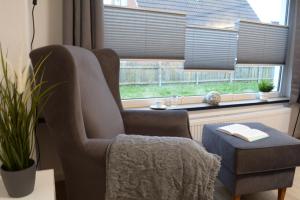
xmin=133 ymin=0 xmax=260 ymax=70
xmin=104 ymin=5 xmax=186 ymax=59
xmin=237 ymin=20 xmax=289 ymax=64
xmin=184 ymin=26 xmax=238 ymax=70
xmin=104 ymin=1 xmax=289 ymax=70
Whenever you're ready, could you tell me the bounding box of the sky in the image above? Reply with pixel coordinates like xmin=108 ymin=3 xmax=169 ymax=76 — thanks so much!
xmin=247 ymin=0 xmax=287 ymax=25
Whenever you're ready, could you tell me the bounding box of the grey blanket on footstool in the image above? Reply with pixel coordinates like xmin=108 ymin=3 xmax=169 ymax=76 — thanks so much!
xmin=105 ymin=134 xmax=220 ymax=200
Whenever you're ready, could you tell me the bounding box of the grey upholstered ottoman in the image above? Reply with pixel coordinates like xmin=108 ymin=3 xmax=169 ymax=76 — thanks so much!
xmin=202 ymin=123 xmax=300 ymax=200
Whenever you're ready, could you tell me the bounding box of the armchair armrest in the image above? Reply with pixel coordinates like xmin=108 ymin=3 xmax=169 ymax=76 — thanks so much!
xmin=82 ymin=138 xmax=114 ymax=164
xmin=122 ymin=110 xmax=191 ymax=138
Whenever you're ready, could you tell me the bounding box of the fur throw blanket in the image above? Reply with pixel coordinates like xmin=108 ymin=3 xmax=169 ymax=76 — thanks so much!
xmin=106 ymin=134 xmax=220 ymax=200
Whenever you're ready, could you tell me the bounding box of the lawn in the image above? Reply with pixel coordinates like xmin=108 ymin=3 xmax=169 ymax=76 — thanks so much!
xmin=120 ymin=81 xmax=259 ymax=99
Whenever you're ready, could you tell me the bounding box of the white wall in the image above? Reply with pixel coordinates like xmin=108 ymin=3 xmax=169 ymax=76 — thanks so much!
xmin=0 ymin=0 xmax=63 ymax=66
xmin=33 ymin=0 xmax=63 ymax=49
xmin=0 ymin=0 xmax=31 ymax=66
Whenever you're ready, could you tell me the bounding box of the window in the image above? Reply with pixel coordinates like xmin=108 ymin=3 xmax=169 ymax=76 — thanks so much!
xmin=104 ymin=0 xmax=128 ymax=6
xmin=104 ymin=0 xmax=289 ymax=101
xmin=119 ymin=61 xmax=282 ymax=99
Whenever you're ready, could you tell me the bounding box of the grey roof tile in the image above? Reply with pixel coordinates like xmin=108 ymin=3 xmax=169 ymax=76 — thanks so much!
xmin=136 ymin=0 xmax=259 ymax=28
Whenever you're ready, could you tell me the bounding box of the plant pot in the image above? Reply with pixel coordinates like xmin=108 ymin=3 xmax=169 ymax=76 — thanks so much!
xmin=1 ymin=159 xmax=36 ymax=197
xmin=259 ymin=92 xmax=270 ymax=101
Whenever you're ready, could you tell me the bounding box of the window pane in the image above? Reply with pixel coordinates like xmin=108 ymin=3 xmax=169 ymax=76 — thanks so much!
xmin=120 ymin=60 xmax=282 ymax=99
xmin=105 ymin=0 xmax=288 ymax=27
xmin=104 ymin=0 xmax=128 ymax=6
xmin=247 ymin=0 xmax=288 ymax=25
xmin=136 ymin=0 xmax=253 ymax=28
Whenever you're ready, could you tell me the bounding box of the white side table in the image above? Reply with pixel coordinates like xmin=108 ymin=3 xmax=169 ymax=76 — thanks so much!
xmin=0 ymin=169 xmax=55 ymax=200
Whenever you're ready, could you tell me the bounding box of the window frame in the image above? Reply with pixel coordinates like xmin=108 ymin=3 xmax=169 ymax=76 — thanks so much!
xmin=279 ymin=0 xmax=293 ymax=98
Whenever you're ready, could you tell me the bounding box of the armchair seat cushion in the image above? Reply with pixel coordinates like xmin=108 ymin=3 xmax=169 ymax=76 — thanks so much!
xmin=202 ymin=123 xmax=300 ymax=175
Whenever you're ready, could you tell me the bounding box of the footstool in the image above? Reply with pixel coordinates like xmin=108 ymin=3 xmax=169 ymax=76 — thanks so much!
xmin=202 ymin=123 xmax=300 ymax=200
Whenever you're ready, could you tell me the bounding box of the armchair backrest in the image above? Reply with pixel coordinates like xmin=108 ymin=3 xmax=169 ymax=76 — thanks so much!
xmin=30 ymin=45 xmax=125 ymax=145
xmin=92 ymin=49 xmax=123 ymax=110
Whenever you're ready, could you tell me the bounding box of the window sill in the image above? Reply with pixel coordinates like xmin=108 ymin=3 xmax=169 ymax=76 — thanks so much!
xmin=125 ymin=97 xmax=289 ymax=111
xmin=122 ymin=92 xmax=282 ymax=108
xmin=38 ymin=97 xmax=289 ymax=124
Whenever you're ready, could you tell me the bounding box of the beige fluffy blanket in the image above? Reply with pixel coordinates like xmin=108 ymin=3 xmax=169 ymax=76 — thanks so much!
xmin=106 ymin=134 xmax=220 ymax=200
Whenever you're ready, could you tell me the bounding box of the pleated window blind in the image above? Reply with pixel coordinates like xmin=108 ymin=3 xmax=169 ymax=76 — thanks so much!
xmin=135 ymin=0 xmax=288 ymax=70
xmin=104 ymin=0 xmax=289 ymax=70
xmin=104 ymin=5 xmax=186 ymax=59
xmin=237 ymin=20 xmax=289 ymax=65
xmin=184 ymin=26 xmax=238 ymax=70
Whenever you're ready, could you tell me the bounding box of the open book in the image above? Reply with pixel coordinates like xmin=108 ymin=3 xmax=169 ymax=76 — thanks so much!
xmin=217 ymin=124 xmax=269 ymax=142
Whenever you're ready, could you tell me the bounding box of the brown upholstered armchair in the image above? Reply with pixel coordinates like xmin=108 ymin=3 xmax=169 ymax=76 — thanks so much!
xmin=30 ymin=45 xmax=191 ymax=200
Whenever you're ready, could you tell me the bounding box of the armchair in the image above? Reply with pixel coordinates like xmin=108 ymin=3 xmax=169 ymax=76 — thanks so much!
xmin=30 ymin=45 xmax=191 ymax=200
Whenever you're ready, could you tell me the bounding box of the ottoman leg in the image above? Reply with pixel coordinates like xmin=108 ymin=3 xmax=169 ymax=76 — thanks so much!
xmin=278 ymin=188 xmax=286 ymax=200
xmin=233 ymin=195 xmax=241 ymax=200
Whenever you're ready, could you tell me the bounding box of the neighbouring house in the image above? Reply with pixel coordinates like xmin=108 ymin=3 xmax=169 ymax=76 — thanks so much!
xmin=136 ymin=0 xmax=260 ymax=28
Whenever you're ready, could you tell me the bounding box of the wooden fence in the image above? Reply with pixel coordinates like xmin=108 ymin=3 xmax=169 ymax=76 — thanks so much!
xmin=119 ymin=66 xmax=275 ymax=86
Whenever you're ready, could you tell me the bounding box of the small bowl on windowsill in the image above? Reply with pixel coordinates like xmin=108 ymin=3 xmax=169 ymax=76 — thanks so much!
xmin=259 ymin=92 xmax=271 ymax=101
xmin=204 ymin=91 xmax=221 ymax=106
xmin=150 ymin=101 xmax=167 ymax=110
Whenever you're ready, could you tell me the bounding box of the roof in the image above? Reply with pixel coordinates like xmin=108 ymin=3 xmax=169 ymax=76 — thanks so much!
xmin=136 ymin=0 xmax=260 ymax=28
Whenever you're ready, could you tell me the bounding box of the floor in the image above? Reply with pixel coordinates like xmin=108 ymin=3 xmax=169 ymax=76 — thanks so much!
xmin=56 ymin=168 xmax=300 ymax=200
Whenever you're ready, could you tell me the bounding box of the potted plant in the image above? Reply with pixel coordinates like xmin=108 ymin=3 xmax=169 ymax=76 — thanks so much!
xmin=258 ymin=80 xmax=274 ymax=100
xmin=0 ymin=48 xmax=53 ymax=197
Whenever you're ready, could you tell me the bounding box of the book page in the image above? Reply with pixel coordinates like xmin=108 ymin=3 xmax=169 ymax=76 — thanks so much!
xmin=218 ymin=124 xmax=269 ymax=142
xmin=217 ymin=124 xmax=251 ymax=135
xmin=234 ymin=129 xmax=269 ymax=142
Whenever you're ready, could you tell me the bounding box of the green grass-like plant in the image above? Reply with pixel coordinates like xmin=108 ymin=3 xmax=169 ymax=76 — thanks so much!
xmin=258 ymin=80 xmax=274 ymax=93
xmin=0 ymin=48 xmax=54 ymax=171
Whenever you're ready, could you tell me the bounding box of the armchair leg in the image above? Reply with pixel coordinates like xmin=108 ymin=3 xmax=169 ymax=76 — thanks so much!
xmin=278 ymin=188 xmax=286 ymax=200
xmin=233 ymin=195 xmax=241 ymax=200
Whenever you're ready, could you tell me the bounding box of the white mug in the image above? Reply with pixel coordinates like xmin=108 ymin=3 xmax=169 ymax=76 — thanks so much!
xmin=155 ymin=101 xmax=162 ymax=107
